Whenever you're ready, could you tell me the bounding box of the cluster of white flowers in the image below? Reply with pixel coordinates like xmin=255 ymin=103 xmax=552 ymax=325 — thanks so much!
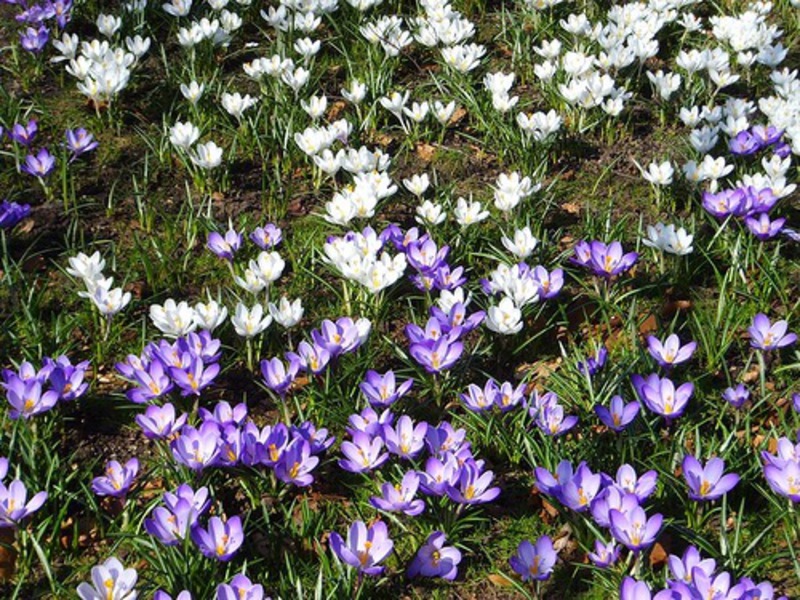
xmin=169 ymin=121 xmax=224 ymax=170
xmin=53 ymin=22 xmax=150 ymax=107
xmin=67 ymin=252 xmax=131 ymax=317
xmin=484 ymin=72 xmax=518 ymax=114
xmin=643 ymin=223 xmax=694 ymax=255
xmin=322 ymin=227 xmax=407 ymax=293
xmin=493 ymin=171 xmax=540 ymax=213
xmin=233 ymin=251 xmax=286 ymax=295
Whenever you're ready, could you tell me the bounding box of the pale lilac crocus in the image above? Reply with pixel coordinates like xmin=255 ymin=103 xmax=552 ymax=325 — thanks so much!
xmin=91 ymin=458 xmax=139 ymax=498
xmin=207 ymin=227 xmax=243 ymax=262
xmin=445 ymin=461 xmax=500 ymax=505
xmin=588 ymin=540 xmax=619 ymax=568
xmin=76 ymin=557 xmax=138 ymax=600
xmin=748 ymin=313 xmax=797 ymax=351
xmin=682 ymin=456 xmax=740 ymax=501
xmin=261 ymin=356 xmax=301 ymax=397
xmin=191 ymin=515 xmax=244 ymax=561
xmin=329 ymin=520 xmax=394 ymax=576
xmin=646 ymin=334 xmax=696 ymax=368
xmin=274 ymin=439 xmax=318 ymax=487
xmin=339 ymin=431 xmax=388 ymax=473
xmin=21 ymin=148 xmax=56 ymax=177
xmin=609 ymin=505 xmax=663 ymax=553
xmin=0 ymin=479 xmax=47 ymax=527
xmin=360 ymin=370 xmax=413 ymax=408
xmin=619 ymin=577 xmax=676 ymax=600
xmin=136 ymin=403 xmax=186 ymax=439
xmin=722 ymin=384 xmax=749 ymax=409
xmin=370 ymin=471 xmax=425 ymax=516
xmin=632 ymin=373 xmax=694 ymax=420
xmin=216 ymin=574 xmax=264 ymax=600
xmin=383 ymin=415 xmax=428 ymax=459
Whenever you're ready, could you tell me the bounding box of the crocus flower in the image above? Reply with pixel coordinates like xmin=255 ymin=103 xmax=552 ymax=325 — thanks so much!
xmin=590 ymin=487 xmax=641 ymax=529
xmin=65 ymin=128 xmax=98 ymax=159
xmin=8 ymin=120 xmax=37 ymax=146
xmin=418 ymin=453 xmax=462 ymax=496
xmin=3 ymin=376 xmax=59 ymax=419
xmin=20 ymin=26 xmax=50 ymax=53
xmin=191 ymin=515 xmax=244 ymax=561
xmin=722 ymin=384 xmax=750 ymax=409
xmin=535 ymin=404 xmax=579 ymax=437
xmin=0 ymin=200 xmax=31 ymax=229
xmin=445 ymin=460 xmax=500 ymax=505
xmin=581 ymin=241 xmax=638 ymax=278
xmin=763 ymin=460 xmax=800 ymax=502
xmin=127 ymin=360 xmax=173 ymax=403
xmin=646 ymin=335 xmax=696 ymax=368
xmin=170 ymin=422 xmax=221 ymax=470
xmin=619 ymin=577 xmax=677 ymax=600
xmin=408 ymin=531 xmax=462 ymax=580
xmin=595 ymin=395 xmax=640 ymax=432
xmin=169 ymin=356 xmax=219 ymax=396
xmin=199 ymin=401 xmax=248 ymax=428
xmin=360 ymin=370 xmax=413 ymax=408
xmin=260 ymin=356 xmax=301 ymax=397
xmin=286 ymin=341 xmax=331 ymax=375
xmin=339 ymin=431 xmax=388 ymax=473
xmin=748 ymin=313 xmax=797 ymax=351
xmin=371 ymin=471 xmax=425 ymax=516
xmin=632 ymin=373 xmax=694 ymax=420
xmin=559 ymin=462 xmax=602 ymax=512
xmin=250 ymin=224 xmax=282 ymax=249
xmin=746 ymin=213 xmax=785 ymax=240
xmin=588 ymin=540 xmax=619 ymax=568
xmin=728 ymin=130 xmax=761 ymax=155
xmin=608 ymin=464 xmax=658 ymax=502
xmin=0 ymin=480 xmax=47 ymax=527
xmin=136 ymin=403 xmax=186 ymax=439
xmin=668 ymin=545 xmax=716 ymax=583
xmin=291 ymin=421 xmax=336 ymax=455
xmin=21 ymin=148 xmax=56 ymax=177
xmin=609 ymin=505 xmax=662 ymax=553
xmin=207 ymin=227 xmax=243 ymax=261
xmin=409 ymin=336 xmax=463 ymax=374
xmin=274 ymin=439 xmax=318 ymax=487
xmin=145 ymin=485 xmax=208 ymax=546
xmin=76 ymin=557 xmax=137 ymax=600
xmin=155 ymin=591 xmax=193 ymax=600
xmin=216 ymin=574 xmax=264 ymax=600
xmin=509 ymin=536 xmax=557 ymax=581
xmin=46 ymin=356 xmax=90 ymax=402
xmin=682 ymin=456 xmax=740 ymax=501
xmin=383 ymin=415 xmax=428 ymax=459
xmin=91 ymin=458 xmax=139 ymax=498
xmin=577 ymin=347 xmax=608 ymax=377
xmin=329 ymin=520 xmax=394 ymax=576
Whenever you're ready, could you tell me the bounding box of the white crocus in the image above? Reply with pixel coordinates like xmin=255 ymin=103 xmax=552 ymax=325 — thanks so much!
xmin=415 ymin=200 xmax=446 ymax=226
xmin=501 ymin=227 xmax=538 ymax=259
xmin=169 ymin=122 xmax=200 ymax=149
xmin=163 ymin=0 xmax=192 ymax=17
xmin=453 ymin=197 xmax=489 ymax=226
xmin=231 ymin=303 xmax=272 ymax=338
xmin=149 ymin=299 xmax=197 ymax=337
xmin=66 ymin=251 xmax=106 ymax=283
xmin=485 ymin=296 xmax=523 ymax=335
xmin=251 ymin=251 xmax=285 ymax=285
xmin=403 ymin=173 xmax=430 ymax=197
xmin=268 ymin=297 xmax=304 ymax=328
xmin=180 ymin=81 xmax=205 ymax=104
xmin=193 ymin=299 xmax=228 ymax=331
xmin=190 ymin=141 xmax=223 ymax=169
xmin=640 ymin=160 xmax=674 ymax=186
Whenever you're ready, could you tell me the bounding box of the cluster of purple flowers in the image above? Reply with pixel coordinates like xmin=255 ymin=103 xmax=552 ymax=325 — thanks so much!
xmin=460 ymin=378 xmax=526 ymax=412
xmin=620 ymin=545 xmax=786 ymax=599
xmin=384 ymin=226 xmax=464 ymax=291
xmin=207 ymin=223 xmax=282 ymax=262
xmin=3 ymin=120 xmax=97 ymax=178
xmin=702 ymin=185 xmax=785 ymax=240
xmin=571 ymin=240 xmax=639 ymax=279
xmin=153 ymin=574 xmax=267 ymax=600
xmin=116 ymin=331 xmax=222 ymax=401
xmin=728 ymin=124 xmax=789 ymax=158
xmin=528 ymin=390 xmax=579 ymax=437
xmin=631 ymin=373 xmax=694 ymax=421
xmin=509 ymin=535 xmax=557 ymax=581
xmin=762 ymin=435 xmax=800 ymax=503
xmin=1 ymin=355 xmax=89 ymax=419
xmin=144 ymin=483 xmax=244 ymax=561
xmin=481 ymin=261 xmax=564 ymax=304
xmin=577 ymin=345 xmax=608 ymax=377
xmin=91 ymin=458 xmax=139 ymax=499
xmin=261 ymin=316 xmax=371 ymax=395
xmin=406 ymin=300 xmax=483 ymax=374
xmin=0 ymin=199 xmax=31 ymax=229
xmin=0 ymin=457 xmax=48 ymax=528
xmin=11 ymin=0 xmax=73 ymax=54
xmin=329 ymin=520 xmax=463 ymax=580
xmin=536 ymin=460 xmax=661 ymax=558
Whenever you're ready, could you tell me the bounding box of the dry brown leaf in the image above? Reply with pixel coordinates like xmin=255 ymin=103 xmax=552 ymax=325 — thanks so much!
xmin=415 ymin=143 xmax=436 ymax=162
xmin=488 ymin=574 xmax=515 ymax=587
xmin=649 ymin=542 xmax=668 ymax=568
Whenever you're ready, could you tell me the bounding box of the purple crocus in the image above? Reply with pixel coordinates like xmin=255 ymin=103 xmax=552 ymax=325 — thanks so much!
xmin=682 ymin=456 xmax=740 ymax=501
xmin=748 ymin=313 xmax=797 ymax=351
xmin=207 ymin=227 xmax=243 ymax=262
xmin=169 ymin=357 xmax=219 ymax=396
xmin=509 ymin=536 xmax=557 ymax=581
xmin=339 ymin=431 xmax=388 ymax=473
xmin=590 ymin=487 xmax=641 ymax=529
xmin=535 ymin=403 xmax=579 ymax=437
xmin=728 ymin=130 xmax=761 ymax=155
xmin=20 ymin=25 xmax=49 ymax=53
xmin=607 ymin=464 xmax=658 ymax=502
xmin=274 ymin=439 xmax=318 ymax=487
xmin=0 ymin=479 xmax=47 ymax=527
xmin=752 ymin=124 xmax=783 ymax=146
xmin=191 ymin=515 xmax=244 ymax=561
xmin=136 ymin=403 xmax=187 ymax=439
xmin=409 ymin=336 xmax=463 ymax=374
xmin=291 ymin=421 xmax=335 ymax=455
xmin=21 ymin=148 xmax=56 ymax=177
xmin=722 ymin=384 xmax=749 ymax=409
xmin=418 ymin=453 xmax=461 ymax=496
xmin=581 ymin=241 xmax=638 ymax=278
xmin=668 ymin=545 xmax=716 ymax=583
xmin=370 ymin=471 xmax=425 ymax=516
xmin=360 ymin=370 xmax=413 ymax=408
xmin=260 ymin=356 xmax=301 ymax=397
xmin=588 ymin=540 xmax=619 ymax=568
xmin=577 ymin=347 xmax=608 ymax=377
xmin=383 ymin=415 xmax=428 ymax=459
xmin=250 ymin=224 xmax=282 ymax=249
xmin=3 ymin=376 xmax=59 ymax=419
xmin=445 ymin=460 xmax=500 ymax=505
xmin=763 ymin=459 xmax=800 ymax=503
xmin=8 ymin=120 xmax=37 ymax=146
xmin=145 ymin=485 xmax=210 ymax=545
xmin=155 ymin=591 xmax=193 ymax=600
xmin=0 ymin=200 xmax=31 ymax=229
xmin=286 ymin=341 xmax=331 ymax=375
xmin=408 ymin=531 xmax=462 ymax=580
xmin=91 ymin=458 xmax=139 ymax=498
xmin=329 ymin=520 xmax=394 ymax=576
xmin=620 ymin=577 xmax=677 ymax=600
xmin=532 ymin=266 xmax=564 ymax=299
xmin=170 ymin=422 xmax=221 ymax=471
xmin=46 ymin=356 xmax=90 ymax=401
xmin=632 ymin=373 xmax=693 ymax=420
xmin=65 ymin=128 xmax=98 ymax=159
xmin=216 ymin=574 xmax=264 ymax=600
xmin=745 ymin=213 xmax=785 ymax=240
xmin=646 ymin=334 xmax=696 ymax=368
xmin=199 ymin=401 xmax=248 ymax=428
xmin=559 ymin=462 xmax=602 ymax=512
xmin=595 ymin=395 xmax=640 ymax=432
xmin=127 ymin=360 xmax=173 ymax=403
xmin=609 ymin=505 xmax=663 ymax=553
